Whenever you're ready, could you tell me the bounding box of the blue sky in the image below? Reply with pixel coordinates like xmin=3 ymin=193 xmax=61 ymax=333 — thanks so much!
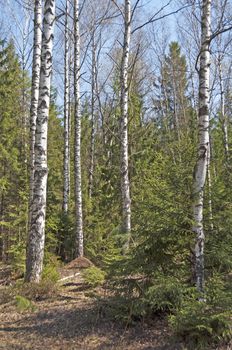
xmin=0 ymin=0 xmax=179 ymax=107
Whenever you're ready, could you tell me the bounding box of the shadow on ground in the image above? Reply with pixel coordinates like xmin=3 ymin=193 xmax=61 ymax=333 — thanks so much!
xmin=0 ymin=297 xmax=182 ymax=350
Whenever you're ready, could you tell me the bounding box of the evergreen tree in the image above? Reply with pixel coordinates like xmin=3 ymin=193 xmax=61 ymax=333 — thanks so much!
xmin=155 ymin=42 xmax=191 ymax=138
xmin=0 ymin=40 xmax=30 ymax=266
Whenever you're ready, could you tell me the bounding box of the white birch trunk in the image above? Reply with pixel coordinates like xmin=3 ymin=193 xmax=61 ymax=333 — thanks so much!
xmin=120 ymin=0 xmax=131 ymax=239
xmin=88 ymin=33 xmax=96 ymax=199
xmin=63 ymin=0 xmax=70 ymax=213
xmin=74 ymin=0 xmax=84 ymax=257
xmin=68 ymin=37 xmax=72 ymax=192
xmin=207 ymin=143 xmax=213 ymax=231
xmin=28 ymin=0 xmax=43 ymax=230
xmin=192 ymin=0 xmax=211 ymax=293
xmin=218 ymin=58 xmax=229 ymax=160
xmin=25 ymin=0 xmax=56 ymax=283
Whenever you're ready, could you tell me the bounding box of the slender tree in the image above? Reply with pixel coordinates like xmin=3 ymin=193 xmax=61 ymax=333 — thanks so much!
xmin=25 ymin=0 xmax=56 ymax=282
xmin=120 ymin=0 xmax=131 ymax=242
xmin=63 ymin=0 xmax=70 ymax=213
xmin=28 ymin=0 xmax=43 ymax=230
xmin=218 ymin=56 xmax=229 ymax=160
xmin=88 ymin=30 xmax=97 ymax=199
xmin=192 ymin=0 xmax=211 ymax=293
xmin=74 ymin=0 xmax=84 ymax=257
xmin=158 ymin=42 xmax=189 ymax=137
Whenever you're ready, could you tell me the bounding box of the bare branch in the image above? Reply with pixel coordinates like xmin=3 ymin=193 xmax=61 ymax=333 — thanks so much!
xmin=132 ymin=3 xmax=192 ymax=35
xmin=110 ymin=0 xmax=124 ymax=18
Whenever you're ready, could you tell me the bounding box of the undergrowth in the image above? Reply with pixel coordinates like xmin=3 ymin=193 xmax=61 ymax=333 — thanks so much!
xmin=15 ymin=295 xmax=37 ymax=313
xmin=82 ymin=266 xmax=106 ymax=287
xmin=106 ymin=270 xmax=232 ymax=349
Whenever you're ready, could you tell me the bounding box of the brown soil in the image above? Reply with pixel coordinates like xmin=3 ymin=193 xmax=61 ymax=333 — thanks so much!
xmin=0 ymin=296 xmax=178 ymax=349
xmin=0 ymin=264 xmax=225 ymax=350
xmin=0 ymin=265 xmax=180 ymax=350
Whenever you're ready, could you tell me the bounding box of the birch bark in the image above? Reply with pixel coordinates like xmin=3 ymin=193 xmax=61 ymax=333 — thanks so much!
xmin=28 ymin=0 xmax=43 ymax=230
xmin=218 ymin=57 xmax=229 ymax=160
xmin=207 ymin=143 xmax=213 ymax=231
xmin=192 ymin=0 xmax=211 ymax=293
xmin=74 ymin=0 xmax=84 ymax=257
xmin=120 ymin=0 xmax=131 ymax=239
xmin=63 ymin=0 xmax=70 ymax=213
xmin=89 ymin=32 xmax=96 ymax=199
xmin=25 ymin=0 xmax=56 ymax=282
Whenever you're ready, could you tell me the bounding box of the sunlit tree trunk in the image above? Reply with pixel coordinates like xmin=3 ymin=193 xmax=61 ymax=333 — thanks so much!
xmin=63 ymin=0 xmax=70 ymax=213
xmin=88 ymin=32 xmax=96 ymax=199
xmin=68 ymin=34 xmax=73 ymax=193
xmin=74 ymin=0 xmax=84 ymax=257
xmin=207 ymin=142 xmax=213 ymax=231
xmin=192 ymin=0 xmax=211 ymax=294
xmin=28 ymin=0 xmax=43 ymax=232
xmin=218 ymin=57 xmax=229 ymax=161
xmin=25 ymin=0 xmax=56 ymax=282
xmin=120 ymin=0 xmax=131 ymax=243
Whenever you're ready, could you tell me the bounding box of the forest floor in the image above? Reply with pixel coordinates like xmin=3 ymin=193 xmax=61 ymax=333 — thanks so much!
xmin=0 ymin=262 xmax=228 ymax=350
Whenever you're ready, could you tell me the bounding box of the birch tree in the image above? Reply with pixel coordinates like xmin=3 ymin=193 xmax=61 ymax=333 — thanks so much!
xmin=192 ymin=0 xmax=211 ymax=293
xmin=25 ymin=0 xmax=56 ymax=282
xmin=28 ymin=0 xmax=43 ymax=229
xmin=88 ymin=32 xmax=97 ymax=199
xmin=63 ymin=0 xmax=70 ymax=213
xmin=120 ymin=0 xmax=131 ymax=240
xmin=218 ymin=55 xmax=229 ymax=161
xmin=213 ymin=0 xmax=232 ymax=162
xmin=74 ymin=0 xmax=84 ymax=257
